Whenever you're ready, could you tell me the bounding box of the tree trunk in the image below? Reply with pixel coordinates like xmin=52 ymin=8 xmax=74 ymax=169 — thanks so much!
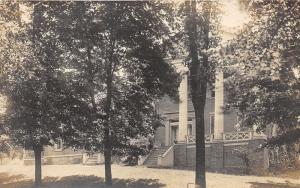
xmin=104 ymin=129 xmax=112 ymax=186
xmin=194 ymin=104 xmax=206 ymax=188
xmin=103 ymin=73 xmax=113 ymax=186
xmin=185 ymin=0 xmax=209 ymax=187
xmin=103 ymin=47 xmax=114 ymax=186
xmin=34 ymin=147 xmax=42 ymax=187
xmin=191 ymin=80 xmax=207 ymax=188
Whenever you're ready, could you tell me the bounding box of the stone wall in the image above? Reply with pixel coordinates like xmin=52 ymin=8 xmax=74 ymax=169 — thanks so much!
xmin=45 ymin=154 xmax=82 ymax=165
xmin=43 ymin=146 xmax=83 ymax=156
xmin=24 ymin=146 xmax=84 ymax=165
xmin=173 ymin=139 xmax=268 ymax=173
xmin=24 ymin=154 xmax=83 ymax=165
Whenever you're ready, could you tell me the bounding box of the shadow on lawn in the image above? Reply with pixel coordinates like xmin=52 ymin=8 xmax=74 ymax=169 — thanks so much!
xmin=0 ymin=172 xmax=26 ymax=183
xmin=0 ymin=173 xmax=165 ymax=188
xmin=249 ymin=181 xmax=300 ymax=188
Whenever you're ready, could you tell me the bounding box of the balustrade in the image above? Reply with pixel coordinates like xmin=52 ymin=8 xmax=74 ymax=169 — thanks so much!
xmin=223 ymin=131 xmax=253 ymax=141
xmin=185 ymin=131 xmax=254 ymax=143
xmin=186 ymin=134 xmax=214 ymax=143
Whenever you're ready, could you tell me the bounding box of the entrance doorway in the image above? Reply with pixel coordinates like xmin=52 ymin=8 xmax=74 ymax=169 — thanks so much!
xmin=170 ymin=126 xmax=178 ymax=144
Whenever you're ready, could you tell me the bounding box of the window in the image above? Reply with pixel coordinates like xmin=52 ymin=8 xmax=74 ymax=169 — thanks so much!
xmin=54 ymin=139 xmax=63 ymax=151
xmin=187 ymin=124 xmax=192 ymax=136
xmin=171 ymin=126 xmax=178 ymax=144
xmin=210 ymin=88 xmax=215 ymax=98
xmin=210 ymin=115 xmax=215 ymax=134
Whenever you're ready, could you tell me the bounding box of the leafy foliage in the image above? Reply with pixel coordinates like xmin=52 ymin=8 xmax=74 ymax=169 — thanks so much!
xmin=25 ymin=2 xmax=180 ymax=185
xmin=38 ymin=1 xmax=181 ymax=157
xmin=0 ymin=2 xmax=65 ymax=151
xmin=224 ymin=0 xmax=300 ymax=144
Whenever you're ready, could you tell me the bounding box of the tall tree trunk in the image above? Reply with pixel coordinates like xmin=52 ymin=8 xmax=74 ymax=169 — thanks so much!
xmin=185 ymin=0 xmax=209 ymax=187
xmin=104 ymin=129 xmax=112 ymax=186
xmin=104 ymin=92 xmax=113 ymax=187
xmin=103 ymin=49 xmax=114 ymax=186
xmin=32 ymin=7 xmax=44 ymax=187
xmin=33 ymin=147 xmax=42 ymax=187
xmin=81 ymin=11 xmax=114 ymax=185
xmin=193 ymin=99 xmax=206 ymax=188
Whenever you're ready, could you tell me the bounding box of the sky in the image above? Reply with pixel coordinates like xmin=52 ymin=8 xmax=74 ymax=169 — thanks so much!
xmin=169 ymin=0 xmax=250 ymax=41
xmin=219 ymin=0 xmax=250 ymax=41
xmin=221 ymin=0 xmax=249 ymax=29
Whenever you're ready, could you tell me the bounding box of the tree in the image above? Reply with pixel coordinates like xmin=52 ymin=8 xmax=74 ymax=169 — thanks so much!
xmin=183 ymin=1 xmax=221 ymax=187
xmin=0 ymin=2 xmax=67 ymax=187
xmin=32 ymin=1 xmax=180 ymax=186
xmin=0 ymin=136 xmax=10 ymax=164
xmin=0 ymin=0 xmax=19 ymax=166
xmin=97 ymin=3 xmax=180 ymax=185
xmin=223 ymin=0 xmax=300 ymax=168
xmin=224 ymin=0 xmax=300 ymax=146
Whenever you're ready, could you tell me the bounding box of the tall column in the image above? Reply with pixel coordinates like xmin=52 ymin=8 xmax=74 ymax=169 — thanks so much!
xmin=192 ymin=117 xmax=196 ymax=136
xmin=178 ymin=71 xmax=188 ymax=142
xmin=214 ymin=70 xmax=224 ymax=139
xmin=164 ymin=118 xmax=170 ymax=146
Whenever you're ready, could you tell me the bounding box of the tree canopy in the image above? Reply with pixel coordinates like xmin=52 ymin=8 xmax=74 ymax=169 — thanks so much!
xmin=224 ymin=0 xmax=300 ymax=146
xmin=1 ymin=1 xmax=181 ymax=186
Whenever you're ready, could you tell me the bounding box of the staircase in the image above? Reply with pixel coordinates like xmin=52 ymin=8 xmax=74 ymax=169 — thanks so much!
xmin=143 ymin=146 xmax=170 ymax=167
xmin=84 ymin=154 xmax=99 ymax=165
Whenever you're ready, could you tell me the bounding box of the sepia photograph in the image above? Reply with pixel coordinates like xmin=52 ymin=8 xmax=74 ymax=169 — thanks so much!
xmin=0 ymin=0 xmax=299 ymax=187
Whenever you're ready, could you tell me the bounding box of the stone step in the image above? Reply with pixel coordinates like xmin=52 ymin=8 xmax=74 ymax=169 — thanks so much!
xmin=87 ymin=155 xmax=98 ymax=158
xmin=83 ymin=155 xmax=99 ymax=165
xmin=146 ymin=159 xmax=157 ymax=162
xmin=147 ymin=157 xmax=158 ymax=160
xmin=84 ymin=163 xmax=98 ymax=165
xmin=143 ymin=146 xmax=171 ymax=166
xmin=86 ymin=161 xmax=98 ymax=163
xmin=88 ymin=157 xmax=98 ymax=160
xmin=146 ymin=161 xmax=157 ymax=163
xmin=145 ymin=157 xmax=158 ymax=160
xmin=86 ymin=159 xmax=98 ymax=162
xmin=87 ymin=157 xmax=98 ymax=160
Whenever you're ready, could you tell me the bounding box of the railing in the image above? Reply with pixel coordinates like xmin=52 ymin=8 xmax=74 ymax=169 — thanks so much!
xmin=157 ymin=145 xmax=174 ymax=167
xmin=186 ymin=134 xmax=214 ymax=143
xmin=185 ymin=131 xmax=254 ymax=143
xmin=223 ymin=131 xmax=253 ymax=141
xmin=205 ymin=134 xmax=214 ymax=142
xmin=186 ymin=135 xmax=196 ymax=143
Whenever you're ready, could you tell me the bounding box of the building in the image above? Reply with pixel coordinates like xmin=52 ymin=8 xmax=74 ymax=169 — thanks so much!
xmin=23 ymin=58 xmax=269 ymax=173
xmin=154 ymin=59 xmax=237 ymax=146
xmin=143 ymin=59 xmax=269 ymax=173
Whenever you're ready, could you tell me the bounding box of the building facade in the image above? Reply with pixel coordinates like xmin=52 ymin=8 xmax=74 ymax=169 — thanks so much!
xmin=143 ymin=59 xmax=269 ymax=173
xmin=154 ymin=59 xmax=238 ymax=146
xmin=22 ymin=59 xmax=270 ymax=173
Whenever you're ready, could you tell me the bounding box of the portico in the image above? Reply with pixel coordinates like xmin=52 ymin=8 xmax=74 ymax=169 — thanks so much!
xmin=162 ymin=62 xmax=225 ymax=145
xmin=148 ymin=61 xmax=269 ymax=170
